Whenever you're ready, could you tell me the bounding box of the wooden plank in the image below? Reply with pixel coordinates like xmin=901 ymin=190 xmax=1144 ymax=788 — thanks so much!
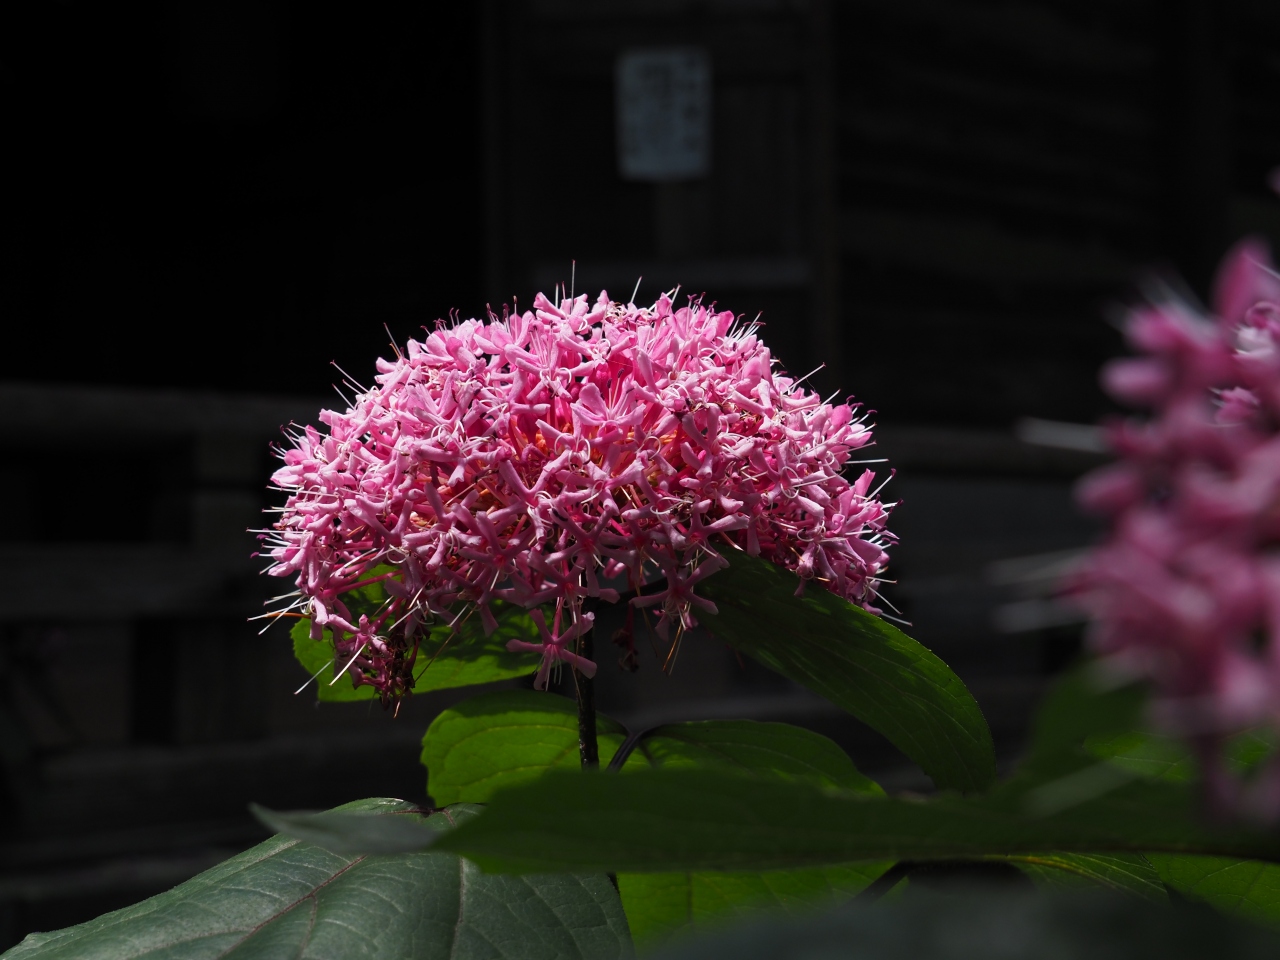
xmin=850 ymin=0 xmax=1155 ymax=75
xmin=531 ymin=256 xmax=811 ymax=298
xmin=0 ymin=545 xmax=263 ymax=620
xmin=846 ymin=55 xmax=1156 ymax=138
xmin=6 ymin=728 xmax=427 ymax=841
xmin=0 ymin=383 xmax=326 ymax=439
xmin=841 ymin=209 xmax=1135 ymax=285
xmin=529 ymin=0 xmax=796 ymax=23
xmin=874 ymin=425 xmax=1106 ymax=478
xmin=482 ymin=0 xmax=508 ymax=307
xmin=808 ymin=0 xmax=843 ymax=388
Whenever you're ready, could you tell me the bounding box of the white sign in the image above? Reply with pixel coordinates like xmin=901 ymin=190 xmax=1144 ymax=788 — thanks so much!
xmin=615 ymin=47 xmax=712 ymax=182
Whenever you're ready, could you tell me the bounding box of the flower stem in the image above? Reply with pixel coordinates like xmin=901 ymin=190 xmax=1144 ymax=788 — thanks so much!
xmin=575 ymin=615 xmax=599 ymax=769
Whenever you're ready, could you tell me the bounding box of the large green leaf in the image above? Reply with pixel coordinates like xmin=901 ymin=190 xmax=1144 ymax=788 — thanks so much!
xmin=292 ymin=617 xmax=378 ymax=701
xmin=1021 ymin=667 xmax=1147 ymax=778
xmin=696 ymin=554 xmax=995 ymax=793
xmin=289 ymin=564 xmax=405 ymax=702
xmin=1000 ymin=853 xmax=1166 ymax=902
xmin=1018 ymin=668 xmax=1280 ymax=919
xmin=1086 ymin=731 xmax=1199 ymax=782
xmin=413 ymin=603 xmax=543 ymax=691
xmin=1086 ymin=726 xmax=1280 ymax=787
xmin=421 ymin=690 xmax=633 ymax=806
xmin=420 ymin=697 xmax=893 ymax=944
xmin=645 ymin=888 xmax=1280 ymax=960
xmin=433 ymin=767 xmax=1280 ymax=874
xmin=617 ymin=864 xmax=890 ymax=951
xmin=616 ymin=720 xmax=888 ymax=947
xmin=249 ymin=802 xmax=439 ymax=855
xmin=7 ymin=799 xmax=633 ymax=960
xmin=1150 ymin=855 xmax=1280 ymax=930
xmin=627 ymin=719 xmax=883 ymax=794
xmin=1027 ymin=666 xmax=1276 ymax=780
xmin=420 ymin=695 xmax=882 ymax=806
xmin=292 ymin=598 xmax=540 ymax=702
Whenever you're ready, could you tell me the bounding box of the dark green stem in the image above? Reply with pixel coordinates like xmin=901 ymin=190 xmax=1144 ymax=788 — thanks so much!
xmin=575 ymin=625 xmax=599 ymax=769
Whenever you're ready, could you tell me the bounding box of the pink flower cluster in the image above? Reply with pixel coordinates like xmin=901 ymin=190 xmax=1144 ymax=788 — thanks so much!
xmin=1075 ymin=238 xmax=1280 ymax=817
xmin=265 ymin=291 xmax=894 ymax=699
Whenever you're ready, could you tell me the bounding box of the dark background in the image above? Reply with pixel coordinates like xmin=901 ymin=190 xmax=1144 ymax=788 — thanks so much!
xmin=3 ymin=0 xmax=1278 ymax=949
xmin=11 ymin=4 xmax=484 ymax=397
xmin=14 ymin=2 xmax=1277 ymax=418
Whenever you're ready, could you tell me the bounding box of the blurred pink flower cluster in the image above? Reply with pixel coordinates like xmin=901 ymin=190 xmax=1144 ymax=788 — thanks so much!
xmin=266 ymin=291 xmax=894 ymax=699
xmin=1075 ymin=238 xmax=1280 ymax=817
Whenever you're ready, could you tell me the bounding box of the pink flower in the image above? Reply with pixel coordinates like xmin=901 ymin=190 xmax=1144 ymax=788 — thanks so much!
xmin=264 ymin=291 xmax=895 ymax=702
xmin=506 ymin=608 xmax=598 ymax=691
xmin=1073 ymin=237 xmax=1280 ymax=820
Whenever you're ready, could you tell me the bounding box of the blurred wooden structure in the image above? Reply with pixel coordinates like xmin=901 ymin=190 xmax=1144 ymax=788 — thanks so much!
xmin=482 ymin=0 xmax=1280 ymax=425
xmin=483 ymin=0 xmax=844 ymax=391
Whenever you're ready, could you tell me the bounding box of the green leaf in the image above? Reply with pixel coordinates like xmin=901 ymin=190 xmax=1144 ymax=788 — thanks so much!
xmin=696 ymin=553 xmax=995 ymax=793
xmin=1022 ymin=671 xmax=1278 ymax=833
xmin=1228 ymin=727 xmax=1280 ymax=771
xmin=288 ymin=566 xmax=402 ymax=701
xmin=1086 ymin=730 xmax=1198 ymax=783
xmin=630 ymin=719 xmax=884 ymax=795
xmin=7 ymin=799 xmax=633 ymax=960
xmin=645 ymin=888 xmax=1280 ymax=960
xmin=999 ymin=853 xmax=1167 ymax=902
xmin=617 ymin=720 xmax=888 ymax=946
xmin=249 ymin=802 xmax=438 ymax=855
xmin=1010 ymin=664 xmax=1280 ymax=940
xmin=1023 ymin=666 xmax=1147 ymax=778
xmin=617 ymin=864 xmax=891 ymax=951
xmin=291 ymin=616 xmax=375 ymax=701
xmin=1087 ymin=726 xmax=1280 ymax=785
xmin=420 ymin=696 xmax=879 ymax=806
xmin=1002 ymin=668 xmax=1160 ymax=818
xmin=291 ymin=598 xmax=540 ymax=702
xmin=420 ymin=696 xmax=893 ymax=945
xmin=434 ymin=767 xmax=1280 ymax=875
xmin=421 ymin=689 xmax=632 ymax=806
xmin=1030 ymin=667 xmax=1277 ymax=783
xmin=1150 ymin=855 xmax=1280 ymax=930
xmin=415 ymin=603 xmax=544 ymax=691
